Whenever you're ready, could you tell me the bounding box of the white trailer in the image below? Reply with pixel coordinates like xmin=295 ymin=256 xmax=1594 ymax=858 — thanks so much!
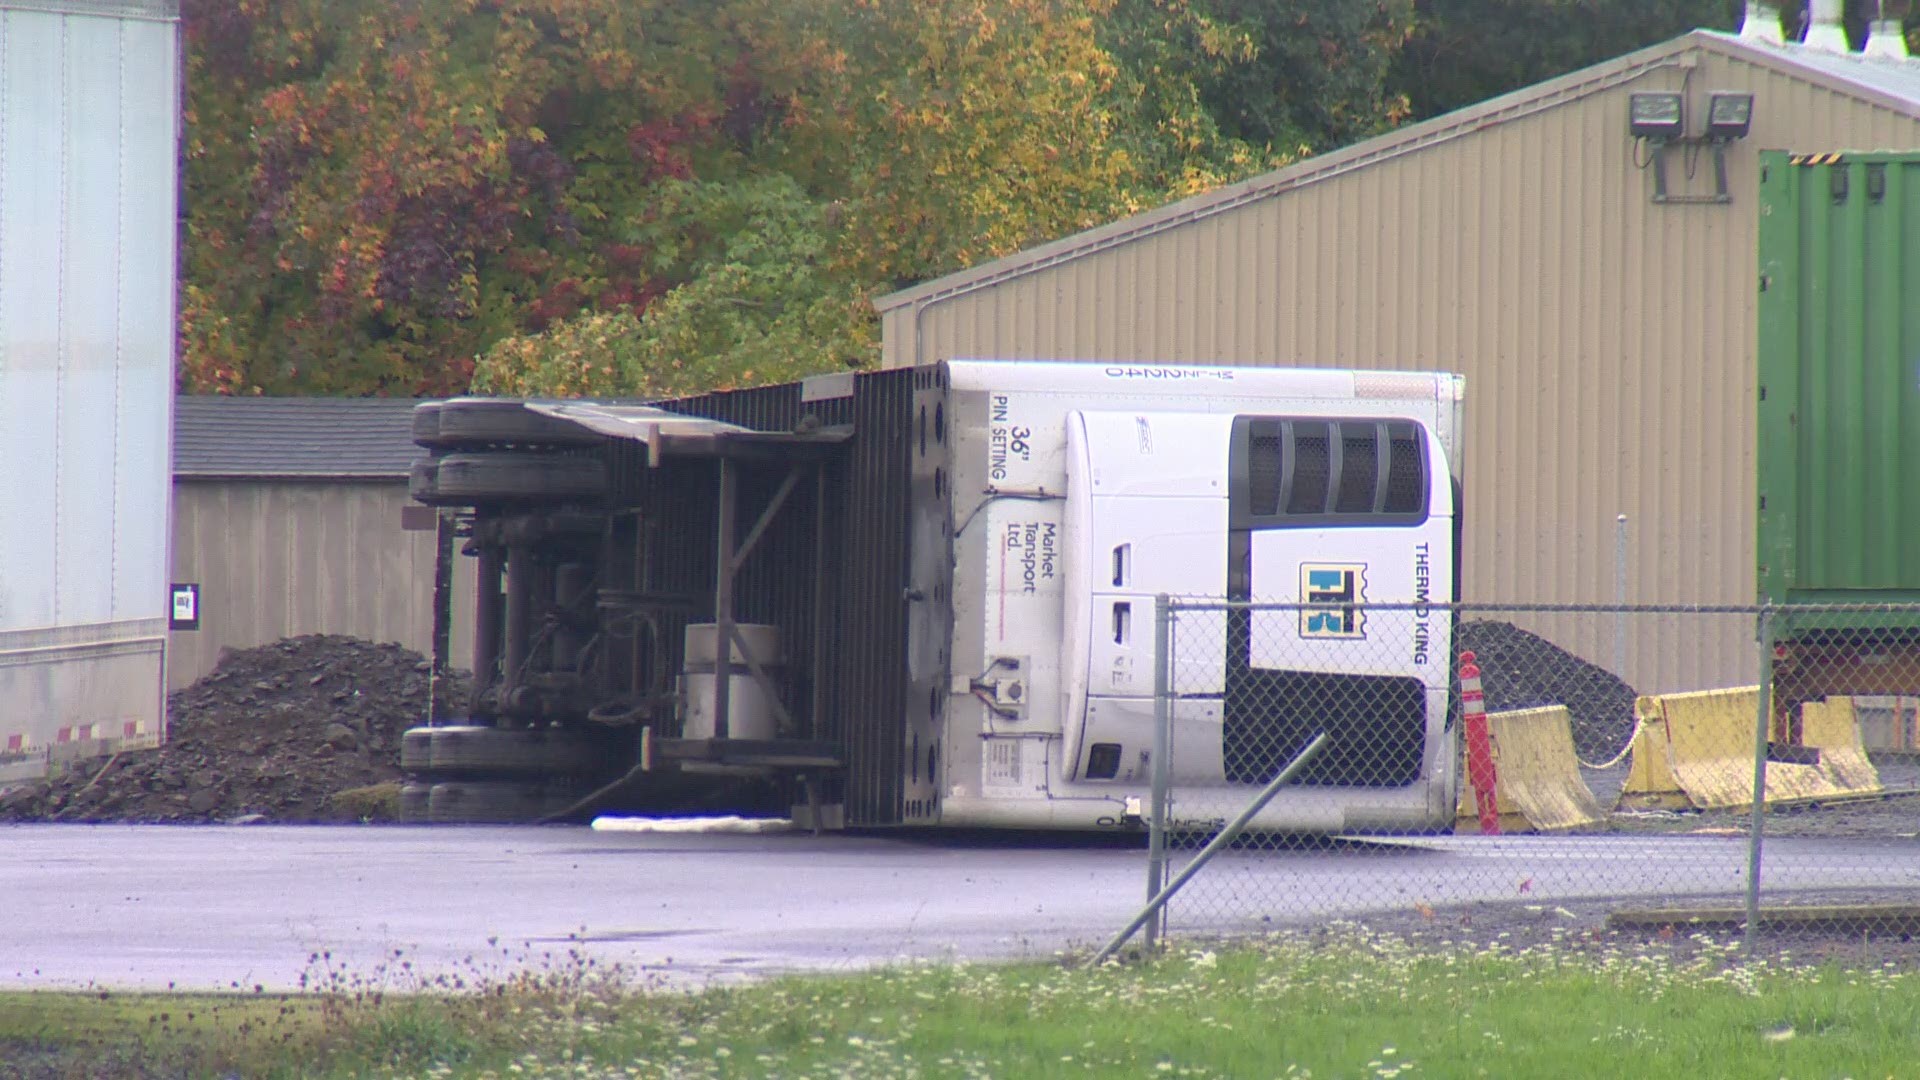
xmin=936 ymin=362 xmax=1465 ymax=831
xmin=0 ymin=0 xmax=180 ymax=783
xmin=406 ymin=360 xmax=1465 ymax=832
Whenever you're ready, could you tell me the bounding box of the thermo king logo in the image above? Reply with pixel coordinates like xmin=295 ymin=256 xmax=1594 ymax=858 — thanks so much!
xmin=1300 ymin=563 xmax=1366 ymax=639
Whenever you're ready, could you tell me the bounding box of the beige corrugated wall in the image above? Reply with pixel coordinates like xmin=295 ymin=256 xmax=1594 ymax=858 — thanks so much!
xmin=167 ymin=480 xmax=476 ymax=692
xmin=882 ymin=45 xmax=1920 ymax=694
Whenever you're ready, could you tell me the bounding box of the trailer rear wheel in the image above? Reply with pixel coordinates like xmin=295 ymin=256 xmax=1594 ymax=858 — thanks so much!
xmin=398 ymin=782 xmax=432 ymax=823
xmin=400 ymin=727 xmax=435 ymax=772
xmin=411 ymin=402 xmax=445 ymax=449
xmin=435 ymin=398 xmax=602 ymax=449
xmin=425 ymin=452 xmax=607 ymax=505
xmin=423 ymin=724 xmax=608 ymax=778
xmin=426 ymin=780 xmax=585 ymax=824
xmin=407 ymin=458 xmax=440 ymax=503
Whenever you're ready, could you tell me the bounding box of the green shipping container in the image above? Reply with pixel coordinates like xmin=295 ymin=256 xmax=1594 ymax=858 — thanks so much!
xmin=1756 ymin=150 xmax=1920 ymax=610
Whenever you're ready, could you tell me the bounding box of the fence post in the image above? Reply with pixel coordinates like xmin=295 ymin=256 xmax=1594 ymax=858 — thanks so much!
xmin=1614 ymin=515 xmax=1628 ymax=679
xmin=1144 ymin=594 xmax=1173 ymax=951
xmin=1744 ymin=605 xmax=1777 ymax=957
xmin=1090 ymin=732 xmax=1329 ymax=968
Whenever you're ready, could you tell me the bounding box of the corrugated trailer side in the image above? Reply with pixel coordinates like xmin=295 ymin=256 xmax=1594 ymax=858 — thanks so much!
xmin=0 ymin=0 xmax=180 ymax=783
xmin=1756 ymin=149 xmax=1920 ymax=746
xmin=1757 ymin=150 xmax=1920 ymax=609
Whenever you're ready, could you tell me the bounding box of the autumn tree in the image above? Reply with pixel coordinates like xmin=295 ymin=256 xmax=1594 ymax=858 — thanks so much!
xmin=181 ymin=0 xmax=1414 ymax=399
xmin=183 ymin=0 xmax=811 ymax=395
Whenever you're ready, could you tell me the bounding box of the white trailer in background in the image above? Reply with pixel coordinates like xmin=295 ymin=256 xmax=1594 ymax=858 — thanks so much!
xmin=0 ymin=0 xmax=180 ymax=783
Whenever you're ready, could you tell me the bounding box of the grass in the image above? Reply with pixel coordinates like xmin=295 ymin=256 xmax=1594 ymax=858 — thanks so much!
xmin=327 ymin=781 xmax=404 ymax=821
xmin=6 ymin=927 xmax=1920 ymax=1078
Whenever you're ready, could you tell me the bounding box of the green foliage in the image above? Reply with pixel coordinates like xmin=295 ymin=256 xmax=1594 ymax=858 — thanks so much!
xmin=472 ymin=177 xmax=873 ymax=399
xmin=1108 ymin=0 xmax=1418 ymax=155
xmin=1390 ymin=1 xmax=1742 ymax=121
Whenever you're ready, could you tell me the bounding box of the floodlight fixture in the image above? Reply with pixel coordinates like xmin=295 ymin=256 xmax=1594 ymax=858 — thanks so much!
xmin=1629 ymin=92 xmax=1685 ymax=141
xmin=1706 ymin=92 xmax=1754 ymax=140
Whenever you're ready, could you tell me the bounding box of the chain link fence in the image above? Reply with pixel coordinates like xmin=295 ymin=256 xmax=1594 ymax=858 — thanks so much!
xmin=1125 ymin=601 xmax=1920 ymax=956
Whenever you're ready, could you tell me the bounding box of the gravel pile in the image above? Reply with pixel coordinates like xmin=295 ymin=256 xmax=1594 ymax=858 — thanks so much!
xmin=1459 ymin=620 xmax=1640 ymax=763
xmin=0 ymin=635 xmax=466 ymax=824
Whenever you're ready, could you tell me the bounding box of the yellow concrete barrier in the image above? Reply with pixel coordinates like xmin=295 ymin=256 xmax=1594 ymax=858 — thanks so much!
xmin=1615 ymin=688 xmax=1882 ymax=811
xmin=1456 ymin=706 xmax=1606 ymax=833
xmin=1618 ymin=699 xmax=1685 ymax=811
xmin=1803 ymin=696 xmax=1882 ymax=794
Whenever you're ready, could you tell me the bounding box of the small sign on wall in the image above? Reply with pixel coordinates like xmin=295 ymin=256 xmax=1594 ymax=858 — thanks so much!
xmin=170 ymin=583 xmax=200 ymax=631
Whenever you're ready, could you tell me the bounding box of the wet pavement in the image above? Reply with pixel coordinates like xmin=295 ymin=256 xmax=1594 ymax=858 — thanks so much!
xmin=3 ymin=824 xmax=1917 ymax=991
xmin=0 ymin=825 xmax=1147 ymax=991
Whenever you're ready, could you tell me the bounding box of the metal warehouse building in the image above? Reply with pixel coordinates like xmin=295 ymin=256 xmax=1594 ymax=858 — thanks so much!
xmin=876 ymin=20 xmax=1920 ymax=691
xmin=170 ymin=397 xmax=474 ymax=689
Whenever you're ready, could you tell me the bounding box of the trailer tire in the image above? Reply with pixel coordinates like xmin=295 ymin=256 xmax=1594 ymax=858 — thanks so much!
xmin=407 ymin=458 xmax=440 ymax=503
xmin=411 ymin=402 xmax=445 ymax=450
xmin=399 ymin=782 xmax=432 ymax=823
xmin=425 ymin=724 xmax=608 ymax=778
xmin=400 ymin=727 xmax=436 ymax=772
xmin=435 ymin=398 xmax=602 ymax=449
xmin=427 ymin=780 xmax=584 ymax=824
xmin=426 ymin=453 xmax=607 ymax=505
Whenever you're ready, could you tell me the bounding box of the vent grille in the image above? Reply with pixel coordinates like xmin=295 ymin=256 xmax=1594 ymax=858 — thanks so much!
xmin=1335 ymin=423 xmax=1380 ymax=514
xmin=1236 ymin=417 xmax=1431 ymax=526
xmin=1385 ymin=428 xmax=1425 ymax=514
xmin=1286 ymin=423 xmax=1331 ymax=515
xmin=1249 ymin=433 xmax=1283 ymax=517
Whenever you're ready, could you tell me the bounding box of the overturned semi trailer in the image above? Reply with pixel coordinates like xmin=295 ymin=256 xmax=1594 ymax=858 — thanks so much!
xmin=403 ymin=360 xmax=1466 ymax=832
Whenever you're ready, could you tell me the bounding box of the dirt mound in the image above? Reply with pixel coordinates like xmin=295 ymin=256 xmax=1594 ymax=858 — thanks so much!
xmin=1458 ymin=621 xmax=1639 ymax=763
xmin=0 ymin=636 xmax=467 ymax=824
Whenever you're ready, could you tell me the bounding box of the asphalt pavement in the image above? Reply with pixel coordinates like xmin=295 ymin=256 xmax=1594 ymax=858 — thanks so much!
xmin=3 ymin=824 xmax=1918 ymax=991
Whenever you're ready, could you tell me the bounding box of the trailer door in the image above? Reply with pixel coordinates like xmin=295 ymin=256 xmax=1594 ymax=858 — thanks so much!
xmin=1062 ymin=411 xmax=1230 ymax=783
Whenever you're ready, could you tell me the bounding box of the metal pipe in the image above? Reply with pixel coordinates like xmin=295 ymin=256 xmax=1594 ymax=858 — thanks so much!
xmin=429 ymin=509 xmax=454 ymax=723
xmin=809 ymin=466 xmax=832 ymax=742
xmin=596 ymin=512 xmax=625 ymax=703
xmin=471 ymin=535 xmax=504 ymax=711
xmin=1144 ymin=594 xmax=1173 ymax=950
xmin=1614 ymin=515 xmax=1628 ymax=680
xmin=1090 ymin=732 xmax=1330 ymax=967
xmin=553 ymin=562 xmax=590 ymax=674
xmin=503 ymin=541 xmax=535 ymax=710
xmin=1744 ymin=606 xmax=1777 ymax=957
xmin=713 ymin=459 xmax=737 ymax=740
xmin=632 ymin=517 xmax=651 ymax=705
